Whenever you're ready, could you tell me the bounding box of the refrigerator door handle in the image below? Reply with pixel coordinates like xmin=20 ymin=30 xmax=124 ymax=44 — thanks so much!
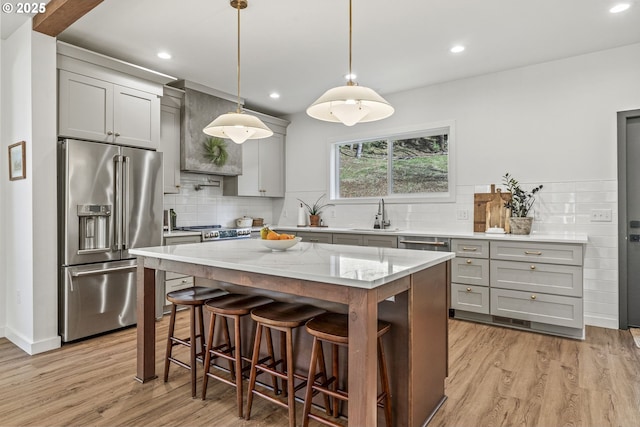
xmin=70 ymin=264 xmax=137 ymax=278
xmin=114 ymin=155 xmax=123 ymax=251
xmin=123 ymin=155 xmax=130 ymax=250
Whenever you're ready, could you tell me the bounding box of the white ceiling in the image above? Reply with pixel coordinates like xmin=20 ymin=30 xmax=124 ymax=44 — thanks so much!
xmin=5 ymin=0 xmax=640 ymax=116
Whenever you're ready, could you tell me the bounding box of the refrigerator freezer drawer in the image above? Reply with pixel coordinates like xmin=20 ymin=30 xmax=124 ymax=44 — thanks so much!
xmin=60 ymin=260 xmax=137 ymax=342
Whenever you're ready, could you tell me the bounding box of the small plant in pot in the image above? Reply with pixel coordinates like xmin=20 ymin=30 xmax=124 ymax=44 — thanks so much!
xmin=502 ymin=173 xmax=543 ymax=235
xmin=297 ymin=194 xmax=333 ymax=227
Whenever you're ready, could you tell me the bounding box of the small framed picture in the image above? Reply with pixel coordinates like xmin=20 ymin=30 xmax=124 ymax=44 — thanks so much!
xmin=8 ymin=141 xmax=26 ymax=181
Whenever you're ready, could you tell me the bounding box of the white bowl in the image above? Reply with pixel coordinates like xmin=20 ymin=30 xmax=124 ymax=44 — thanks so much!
xmin=261 ymin=237 xmax=302 ymax=251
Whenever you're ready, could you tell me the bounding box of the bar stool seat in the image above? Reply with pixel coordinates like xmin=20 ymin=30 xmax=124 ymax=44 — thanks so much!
xmin=201 ymin=293 xmax=274 ymax=418
xmin=164 ymin=286 xmax=226 ymax=398
xmin=246 ymin=302 xmax=329 ymax=427
xmin=302 ymin=312 xmax=393 ymax=427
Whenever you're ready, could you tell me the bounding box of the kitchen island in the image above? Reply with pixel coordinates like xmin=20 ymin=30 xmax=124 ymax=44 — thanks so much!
xmin=131 ymin=239 xmax=454 ymax=427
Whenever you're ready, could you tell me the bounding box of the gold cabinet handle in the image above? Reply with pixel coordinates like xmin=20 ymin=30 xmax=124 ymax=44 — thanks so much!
xmin=525 ymin=251 xmax=542 ymax=255
xmin=462 ymin=247 xmax=477 ymax=251
xmin=466 ymin=287 xmax=472 ymax=292
xmin=531 ymin=295 xmax=537 ymax=300
xmin=530 ymin=265 xmax=536 ymax=270
xmin=466 ymin=259 xmax=472 ymax=264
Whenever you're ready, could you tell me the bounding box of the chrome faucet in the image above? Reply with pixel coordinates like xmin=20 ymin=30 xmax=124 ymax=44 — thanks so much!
xmin=376 ymin=198 xmax=391 ymax=229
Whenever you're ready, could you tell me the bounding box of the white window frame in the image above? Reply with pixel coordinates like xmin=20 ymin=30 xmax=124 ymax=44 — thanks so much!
xmin=328 ymin=120 xmax=456 ymax=204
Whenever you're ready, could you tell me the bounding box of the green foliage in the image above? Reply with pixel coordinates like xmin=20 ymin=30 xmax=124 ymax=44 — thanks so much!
xmin=297 ymin=194 xmax=334 ymax=215
xmin=502 ymin=173 xmax=543 ymax=217
xmin=203 ymin=137 xmax=228 ymax=167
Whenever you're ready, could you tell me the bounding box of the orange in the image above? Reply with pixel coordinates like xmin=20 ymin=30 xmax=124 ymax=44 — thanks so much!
xmin=279 ymin=234 xmax=294 ymax=240
xmin=266 ymin=231 xmax=280 ymax=240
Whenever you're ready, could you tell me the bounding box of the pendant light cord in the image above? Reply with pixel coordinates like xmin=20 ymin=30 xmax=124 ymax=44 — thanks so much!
xmin=347 ymin=0 xmax=354 ymax=86
xmin=236 ymin=2 xmax=242 ymax=113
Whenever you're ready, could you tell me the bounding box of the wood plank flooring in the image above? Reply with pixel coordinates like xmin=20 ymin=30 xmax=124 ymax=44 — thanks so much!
xmin=0 ymin=315 xmax=639 ymax=427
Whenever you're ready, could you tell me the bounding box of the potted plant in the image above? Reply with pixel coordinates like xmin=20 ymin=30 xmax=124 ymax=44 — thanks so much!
xmin=502 ymin=173 xmax=543 ymax=235
xmin=297 ymin=194 xmax=333 ymax=226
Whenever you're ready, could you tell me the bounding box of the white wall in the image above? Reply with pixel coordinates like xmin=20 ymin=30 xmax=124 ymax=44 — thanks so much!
xmin=280 ymin=43 xmax=640 ymax=329
xmin=1 ymin=21 xmax=59 ymax=353
xmin=0 ymin=22 xmax=5 ymax=337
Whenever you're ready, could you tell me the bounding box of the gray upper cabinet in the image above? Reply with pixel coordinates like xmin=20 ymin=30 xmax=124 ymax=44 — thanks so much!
xmin=160 ymin=87 xmax=184 ymax=194
xmin=58 ymin=70 xmax=160 ymax=150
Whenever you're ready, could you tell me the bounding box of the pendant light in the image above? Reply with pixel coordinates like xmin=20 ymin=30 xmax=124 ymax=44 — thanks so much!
xmin=307 ymin=0 xmax=394 ymax=126
xmin=203 ymin=0 xmax=273 ymax=144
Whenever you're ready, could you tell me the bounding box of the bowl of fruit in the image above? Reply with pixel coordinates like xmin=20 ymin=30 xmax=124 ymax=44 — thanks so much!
xmin=259 ymin=227 xmax=302 ymax=251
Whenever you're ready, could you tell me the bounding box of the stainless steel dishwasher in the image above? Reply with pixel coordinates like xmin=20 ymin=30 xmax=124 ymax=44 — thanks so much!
xmin=398 ymin=235 xmax=453 ymax=316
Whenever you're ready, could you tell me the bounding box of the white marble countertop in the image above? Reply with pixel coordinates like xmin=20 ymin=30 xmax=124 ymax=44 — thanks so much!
xmin=273 ymin=226 xmax=588 ymax=244
xmin=131 ymin=239 xmax=454 ymax=289
xmin=163 ymin=230 xmax=201 ymax=238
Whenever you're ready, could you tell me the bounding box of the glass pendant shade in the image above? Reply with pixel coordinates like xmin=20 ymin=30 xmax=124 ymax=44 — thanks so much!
xmin=306 ymin=84 xmax=394 ymax=126
xmin=203 ymin=112 xmax=273 ymax=144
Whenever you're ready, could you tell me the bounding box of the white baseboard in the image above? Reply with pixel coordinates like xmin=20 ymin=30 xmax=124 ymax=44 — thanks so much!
xmin=5 ymin=327 xmax=61 ymax=355
xmin=584 ymin=315 xmax=619 ymax=330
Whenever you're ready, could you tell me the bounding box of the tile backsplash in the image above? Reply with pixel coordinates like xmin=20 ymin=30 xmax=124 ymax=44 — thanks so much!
xmin=163 ymin=172 xmax=275 ymax=228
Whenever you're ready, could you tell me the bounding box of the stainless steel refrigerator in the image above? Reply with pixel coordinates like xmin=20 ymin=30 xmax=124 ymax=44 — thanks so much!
xmin=58 ymin=138 xmax=162 ymax=342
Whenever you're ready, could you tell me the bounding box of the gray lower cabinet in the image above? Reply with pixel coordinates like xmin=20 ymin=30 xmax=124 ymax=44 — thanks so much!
xmin=159 ymin=234 xmax=201 ymax=315
xmin=295 ymin=231 xmax=333 ymax=244
xmin=288 ymin=231 xmax=398 ymax=248
xmin=451 ymin=238 xmax=585 ymax=338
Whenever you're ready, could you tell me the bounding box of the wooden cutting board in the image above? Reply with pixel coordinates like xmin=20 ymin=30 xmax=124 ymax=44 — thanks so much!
xmin=474 ymin=184 xmax=512 ymax=232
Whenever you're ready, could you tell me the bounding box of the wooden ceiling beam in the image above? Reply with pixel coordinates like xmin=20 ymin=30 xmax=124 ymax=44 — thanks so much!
xmin=33 ymin=0 xmax=103 ymax=37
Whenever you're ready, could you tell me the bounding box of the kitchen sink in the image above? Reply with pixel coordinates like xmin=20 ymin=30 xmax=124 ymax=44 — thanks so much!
xmin=350 ymin=228 xmax=402 ymax=232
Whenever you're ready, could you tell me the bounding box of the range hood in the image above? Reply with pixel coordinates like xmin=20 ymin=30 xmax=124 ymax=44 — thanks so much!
xmin=171 ymin=80 xmax=243 ymax=176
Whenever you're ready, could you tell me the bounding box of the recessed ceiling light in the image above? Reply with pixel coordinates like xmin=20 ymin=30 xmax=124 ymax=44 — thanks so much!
xmin=269 ymin=92 xmax=280 ymax=99
xmin=157 ymin=51 xmax=172 ymax=59
xmin=344 ymin=73 xmax=357 ymax=81
xmin=610 ymin=3 xmax=630 ymax=13
xmin=450 ymin=45 xmax=465 ymax=53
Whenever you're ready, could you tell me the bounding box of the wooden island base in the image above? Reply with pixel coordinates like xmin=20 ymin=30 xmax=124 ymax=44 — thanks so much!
xmin=132 ymin=241 xmax=451 ymax=427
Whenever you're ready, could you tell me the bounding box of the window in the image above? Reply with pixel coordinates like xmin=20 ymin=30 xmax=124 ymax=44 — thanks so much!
xmin=330 ymin=123 xmax=455 ymax=202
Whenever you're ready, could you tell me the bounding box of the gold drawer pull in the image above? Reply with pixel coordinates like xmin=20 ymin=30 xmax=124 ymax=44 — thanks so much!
xmin=531 ymin=295 xmax=537 ymax=300
xmin=466 ymin=259 xmax=472 ymax=264
xmin=462 ymin=247 xmax=477 ymax=251
xmin=466 ymin=287 xmax=472 ymax=292
xmin=525 ymin=251 xmax=542 ymax=255
xmin=530 ymin=265 xmax=536 ymax=270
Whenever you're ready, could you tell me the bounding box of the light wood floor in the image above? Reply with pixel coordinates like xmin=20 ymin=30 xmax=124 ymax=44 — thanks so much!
xmin=1 ymin=314 xmax=639 ymax=427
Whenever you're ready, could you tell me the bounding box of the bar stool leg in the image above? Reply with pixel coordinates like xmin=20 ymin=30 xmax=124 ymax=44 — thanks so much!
xmin=285 ymin=328 xmax=295 ymax=427
xmin=245 ymin=323 xmax=262 ymax=420
xmin=164 ymin=304 xmax=177 ymax=382
xmin=302 ymin=336 xmax=320 ymax=427
xmin=221 ymin=317 xmax=235 ymax=376
xmin=332 ymin=343 xmax=340 ymax=418
xmin=265 ymin=327 xmax=279 ymax=394
xmin=190 ymin=305 xmax=197 ymax=398
xmin=233 ymin=315 xmax=243 ymax=417
xmin=378 ymin=335 xmax=392 ymax=427
xmin=202 ymin=311 xmax=217 ymax=400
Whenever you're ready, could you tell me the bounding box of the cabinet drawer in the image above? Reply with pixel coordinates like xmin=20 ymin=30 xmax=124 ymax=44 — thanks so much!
xmin=451 ymin=283 xmax=489 ymax=314
xmin=164 ymin=276 xmax=194 ymax=304
xmin=332 ymin=233 xmax=363 ymax=246
xmin=451 ymin=239 xmax=489 ymax=259
xmin=296 ymin=232 xmax=333 ymax=244
xmin=491 ymin=260 xmax=583 ymax=297
xmin=490 ymin=241 xmax=583 ymax=266
xmin=164 ymin=235 xmax=201 ymax=245
xmin=490 ymin=288 xmax=583 ymax=328
xmin=363 ymin=235 xmax=398 ymax=248
xmin=451 ymin=258 xmax=489 ymax=286
xmin=166 ymin=271 xmax=191 ymax=280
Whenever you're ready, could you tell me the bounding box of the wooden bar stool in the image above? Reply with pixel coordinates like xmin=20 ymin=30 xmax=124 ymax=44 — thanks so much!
xmin=164 ymin=286 xmax=225 ymax=398
xmin=302 ymin=312 xmax=393 ymax=427
xmin=245 ymin=302 xmax=329 ymax=427
xmin=201 ymin=293 xmax=274 ymax=417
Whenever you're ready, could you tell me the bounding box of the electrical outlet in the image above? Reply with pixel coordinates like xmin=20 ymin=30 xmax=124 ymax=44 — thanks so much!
xmin=331 ymin=209 xmax=336 ymax=218
xmin=591 ymin=209 xmax=612 ymax=222
xmin=16 ymin=290 xmax=21 ymax=305
xmin=456 ymin=209 xmax=469 ymax=221
xmin=283 ymin=209 xmax=288 ymax=218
